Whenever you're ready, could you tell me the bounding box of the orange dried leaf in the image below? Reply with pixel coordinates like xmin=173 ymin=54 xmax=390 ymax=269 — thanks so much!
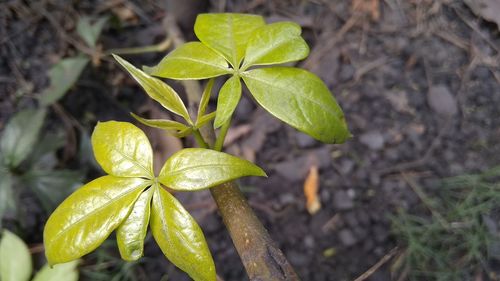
xmin=352 ymin=0 xmax=380 ymax=21
xmin=304 ymin=165 xmax=321 ymax=215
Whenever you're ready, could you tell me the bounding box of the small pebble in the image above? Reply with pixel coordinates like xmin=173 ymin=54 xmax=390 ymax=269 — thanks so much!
xmin=359 ymin=131 xmax=385 ymax=150
xmin=427 ymin=84 xmax=458 ymax=117
xmin=339 ymin=229 xmax=357 ymax=247
xmin=333 ymin=190 xmax=354 ymax=210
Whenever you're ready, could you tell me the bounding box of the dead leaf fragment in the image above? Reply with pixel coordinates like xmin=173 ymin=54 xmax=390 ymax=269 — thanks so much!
xmin=352 ymin=0 xmax=380 ymax=21
xmin=224 ymin=124 xmax=252 ymax=147
xmin=385 ymin=90 xmax=415 ymax=115
xmin=304 ymin=164 xmax=321 ymax=215
xmin=464 ymin=0 xmax=500 ymax=30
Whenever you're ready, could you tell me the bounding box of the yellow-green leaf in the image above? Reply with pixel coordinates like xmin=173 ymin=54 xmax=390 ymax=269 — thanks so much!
xmin=113 ymin=55 xmax=191 ymax=122
xmin=149 ymin=42 xmax=231 ymax=80
xmin=0 ymin=230 xmax=32 ymax=281
xmin=198 ymin=78 xmax=214 ymax=118
xmin=158 ymin=148 xmax=266 ymax=191
xmin=44 ymin=176 xmax=150 ymax=265
xmin=174 ymin=127 xmax=194 ymax=138
xmin=194 ymin=13 xmax=265 ymax=67
xmin=32 ymin=260 xmax=79 ymax=281
xmin=151 ymin=185 xmax=215 ymax=281
xmin=242 ymin=67 xmax=351 ymax=143
xmin=131 ymin=112 xmax=190 ymax=132
xmin=92 ymin=121 xmax=154 ymax=178
xmin=242 ymin=22 xmax=309 ymax=68
xmin=214 ymin=75 xmax=241 ymax=128
xmin=116 ymin=187 xmax=153 ymax=261
xmin=195 ymin=112 xmax=216 ymax=129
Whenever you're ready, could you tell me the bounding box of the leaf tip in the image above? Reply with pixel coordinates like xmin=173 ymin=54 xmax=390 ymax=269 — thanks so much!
xmin=112 ymin=54 xmax=130 ymax=69
xmin=142 ymin=65 xmax=156 ymax=75
xmin=256 ymin=167 xmax=268 ymax=178
xmin=213 ymin=118 xmax=223 ymax=129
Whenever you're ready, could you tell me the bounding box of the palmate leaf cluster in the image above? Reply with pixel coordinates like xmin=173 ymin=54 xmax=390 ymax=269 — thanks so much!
xmin=0 ymin=16 xmax=108 ymax=227
xmin=146 ymin=13 xmax=350 ymax=143
xmin=43 ymin=13 xmax=351 ymax=281
xmin=44 ymin=122 xmax=265 ymax=281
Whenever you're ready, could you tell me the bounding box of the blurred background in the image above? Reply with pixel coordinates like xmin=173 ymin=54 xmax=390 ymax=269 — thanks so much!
xmin=1 ymin=0 xmax=499 ymax=280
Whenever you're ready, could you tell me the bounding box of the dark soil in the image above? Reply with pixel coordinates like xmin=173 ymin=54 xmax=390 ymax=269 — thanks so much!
xmin=1 ymin=0 xmax=499 ymax=280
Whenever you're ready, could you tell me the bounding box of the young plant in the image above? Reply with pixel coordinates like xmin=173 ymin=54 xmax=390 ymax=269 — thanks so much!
xmin=0 ymin=109 xmax=83 ymax=228
xmin=43 ymin=13 xmax=350 ymax=281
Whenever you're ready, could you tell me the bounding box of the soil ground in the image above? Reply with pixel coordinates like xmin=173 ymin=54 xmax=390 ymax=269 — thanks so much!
xmin=1 ymin=0 xmax=499 ymax=280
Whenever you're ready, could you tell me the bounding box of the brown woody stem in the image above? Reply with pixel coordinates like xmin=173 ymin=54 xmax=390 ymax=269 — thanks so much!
xmin=210 ymin=183 xmax=300 ymax=281
xmin=195 ymin=123 xmax=300 ymax=280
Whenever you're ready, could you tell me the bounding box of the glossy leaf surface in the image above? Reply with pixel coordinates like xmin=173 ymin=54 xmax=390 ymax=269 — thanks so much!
xmin=117 ymin=188 xmax=153 ymax=261
xmin=131 ymin=112 xmax=190 ymax=132
xmin=149 ymin=42 xmax=231 ymax=80
xmin=194 ymin=13 xmax=265 ymax=67
xmin=32 ymin=260 xmax=79 ymax=281
xmin=39 ymin=56 xmax=89 ymax=106
xmin=151 ymin=185 xmax=215 ymax=281
xmin=242 ymin=22 xmax=309 ymax=68
xmin=44 ymin=176 xmax=149 ymax=264
xmin=0 ymin=108 xmax=46 ymax=168
xmin=159 ymin=148 xmax=266 ymax=191
xmin=198 ymin=78 xmax=214 ymax=118
xmin=113 ymin=55 xmax=191 ymax=122
xmin=242 ymin=67 xmax=350 ymax=143
xmin=0 ymin=230 xmax=32 ymax=281
xmin=214 ymin=75 xmax=241 ymax=128
xmin=92 ymin=121 xmax=154 ymax=178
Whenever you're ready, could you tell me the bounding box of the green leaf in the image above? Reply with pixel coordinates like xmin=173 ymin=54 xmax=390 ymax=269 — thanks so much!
xmin=44 ymin=176 xmax=150 ymax=265
xmin=77 ymin=16 xmax=107 ymax=48
xmin=0 ymin=168 xmax=14 ymax=227
xmin=116 ymin=187 xmax=153 ymax=261
xmin=32 ymin=260 xmax=79 ymax=281
xmin=149 ymin=42 xmax=231 ymax=80
xmin=0 ymin=230 xmax=32 ymax=281
xmin=131 ymin=112 xmax=190 ymax=132
xmin=26 ymin=131 xmax=66 ymax=169
xmin=194 ymin=13 xmax=265 ymax=67
xmin=39 ymin=56 xmax=89 ymax=106
xmin=0 ymin=108 xmax=47 ymax=168
xmin=22 ymin=169 xmax=83 ymax=212
xmin=158 ymin=148 xmax=266 ymax=191
xmin=214 ymin=75 xmax=241 ymax=128
xmin=242 ymin=22 xmax=309 ymax=68
xmin=78 ymin=129 xmax=100 ymax=171
xmin=113 ymin=55 xmax=191 ymax=123
xmin=151 ymin=185 xmax=215 ymax=281
xmin=92 ymin=121 xmax=154 ymax=178
xmin=242 ymin=67 xmax=350 ymax=143
xmin=195 ymin=112 xmax=216 ymax=129
xmin=174 ymin=127 xmax=194 ymax=138
xmin=198 ymin=78 xmax=214 ymax=118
